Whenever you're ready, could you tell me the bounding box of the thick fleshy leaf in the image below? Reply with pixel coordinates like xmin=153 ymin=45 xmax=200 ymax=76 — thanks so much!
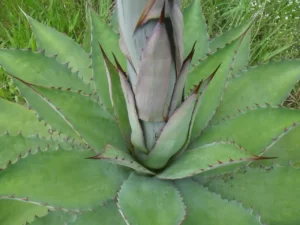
xmin=0 ymin=133 xmax=80 ymax=169
xmin=183 ymin=0 xmax=209 ymax=63
xmin=72 ymin=201 xmax=126 ymax=225
xmin=24 ymin=14 xmax=92 ymax=84
xmin=118 ymin=67 xmax=148 ymax=153
xmin=117 ymin=173 xmax=186 ymax=225
xmin=89 ymin=145 xmax=154 ymax=175
xmin=253 ymin=122 xmax=300 ymax=166
xmin=29 ymin=211 xmax=76 ymax=225
xmin=0 ymin=147 xmax=129 ymax=210
xmin=12 ymin=79 xmax=81 ymax=141
xmin=190 ymin=106 xmax=300 ymax=155
xmin=100 ymin=48 xmax=131 ymax=147
xmin=169 ymin=44 xmax=195 ymax=115
xmin=90 ymin=8 xmax=126 ymax=110
xmin=134 ymin=15 xmax=172 ymax=122
xmin=213 ymin=60 xmax=300 ymax=121
xmin=142 ymin=90 xmax=200 ymax=169
xmin=176 ymin=179 xmax=263 ymax=225
xmin=189 ymin=38 xmax=242 ymax=140
xmin=209 ymin=14 xmax=256 ymax=52
xmin=0 ymin=98 xmax=49 ymax=136
xmin=158 ymin=142 xmax=266 ymax=179
xmin=205 ymin=165 xmax=300 ymax=224
xmin=13 ymin=78 xmax=125 ymax=151
xmin=169 ymin=1 xmax=184 ymax=74
xmin=0 ymin=49 xmax=90 ymax=93
xmin=231 ymin=28 xmax=251 ymax=73
xmin=0 ymin=200 xmax=47 ymax=225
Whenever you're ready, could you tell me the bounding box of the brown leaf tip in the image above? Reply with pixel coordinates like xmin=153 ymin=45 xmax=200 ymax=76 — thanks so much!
xmin=159 ymin=1 xmax=166 ymax=24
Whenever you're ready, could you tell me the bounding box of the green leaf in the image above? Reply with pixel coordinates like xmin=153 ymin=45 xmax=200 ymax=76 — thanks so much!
xmin=90 ymin=8 xmax=126 ymax=110
xmin=117 ymin=173 xmax=186 ymax=225
xmin=0 ymin=147 xmax=129 ymax=210
xmin=254 ymin=122 xmax=300 ymax=166
xmin=231 ymin=28 xmax=251 ymax=73
xmin=119 ymin=67 xmax=148 ymax=153
xmin=0 ymin=49 xmax=90 ymax=93
xmin=72 ymin=201 xmax=126 ymax=225
xmin=209 ymin=15 xmax=256 ymax=52
xmin=205 ymin=165 xmax=300 ymax=225
xmin=188 ymin=38 xmax=242 ymax=140
xmin=100 ymin=47 xmax=131 ymax=148
xmin=213 ymin=60 xmax=300 ymax=121
xmin=0 ymin=199 xmax=47 ymax=225
xmin=89 ymin=145 xmax=154 ymax=175
xmin=190 ymin=106 xmax=300 ymax=155
xmin=0 ymin=98 xmax=49 ymax=136
xmin=0 ymin=133 xmax=78 ymax=169
xmin=24 ymin=14 xmax=92 ymax=84
xmin=29 ymin=211 xmax=76 ymax=225
xmin=142 ymin=91 xmax=199 ymax=169
xmin=183 ymin=0 xmax=209 ymax=63
xmin=176 ymin=179 xmax=263 ymax=225
xmin=13 ymin=78 xmax=125 ymax=151
xmin=12 ymin=79 xmax=82 ymax=141
xmin=158 ymin=142 xmax=264 ymax=180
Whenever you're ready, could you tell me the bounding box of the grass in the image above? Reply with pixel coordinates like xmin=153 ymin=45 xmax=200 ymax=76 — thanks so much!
xmin=0 ymin=0 xmax=299 ymax=106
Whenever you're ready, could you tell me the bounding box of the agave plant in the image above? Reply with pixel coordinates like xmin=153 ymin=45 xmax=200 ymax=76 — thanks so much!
xmin=0 ymin=0 xmax=300 ymax=224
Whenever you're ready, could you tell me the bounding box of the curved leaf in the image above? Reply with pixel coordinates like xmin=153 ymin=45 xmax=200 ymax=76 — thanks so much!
xmin=213 ymin=60 xmax=300 ymax=121
xmin=158 ymin=142 xmax=265 ymax=179
xmin=90 ymin=8 xmax=126 ymax=110
xmin=205 ymin=165 xmax=300 ymax=225
xmin=176 ymin=179 xmax=263 ymax=225
xmin=0 ymin=147 xmax=129 ymax=210
xmin=0 ymin=133 xmax=80 ymax=169
xmin=190 ymin=106 xmax=300 ymax=155
xmin=72 ymin=201 xmax=126 ymax=225
xmin=0 ymin=98 xmax=49 ymax=136
xmin=29 ymin=211 xmax=76 ymax=225
xmin=24 ymin=14 xmax=92 ymax=84
xmin=89 ymin=145 xmax=154 ymax=175
xmin=117 ymin=173 xmax=186 ymax=225
xmin=143 ymin=90 xmax=199 ymax=169
xmin=183 ymin=0 xmax=209 ymax=62
xmin=254 ymin=122 xmax=300 ymax=166
xmin=0 ymin=199 xmax=47 ymax=225
xmin=13 ymin=78 xmax=125 ymax=151
xmin=0 ymin=49 xmax=90 ymax=93
xmin=188 ymin=37 xmax=242 ymax=140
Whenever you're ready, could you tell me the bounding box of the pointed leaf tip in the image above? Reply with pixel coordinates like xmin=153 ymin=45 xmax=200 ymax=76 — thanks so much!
xmin=159 ymin=1 xmax=166 ymax=24
xmin=112 ymin=53 xmax=127 ymax=77
xmin=183 ymin=41 xmax=197 ymax=65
